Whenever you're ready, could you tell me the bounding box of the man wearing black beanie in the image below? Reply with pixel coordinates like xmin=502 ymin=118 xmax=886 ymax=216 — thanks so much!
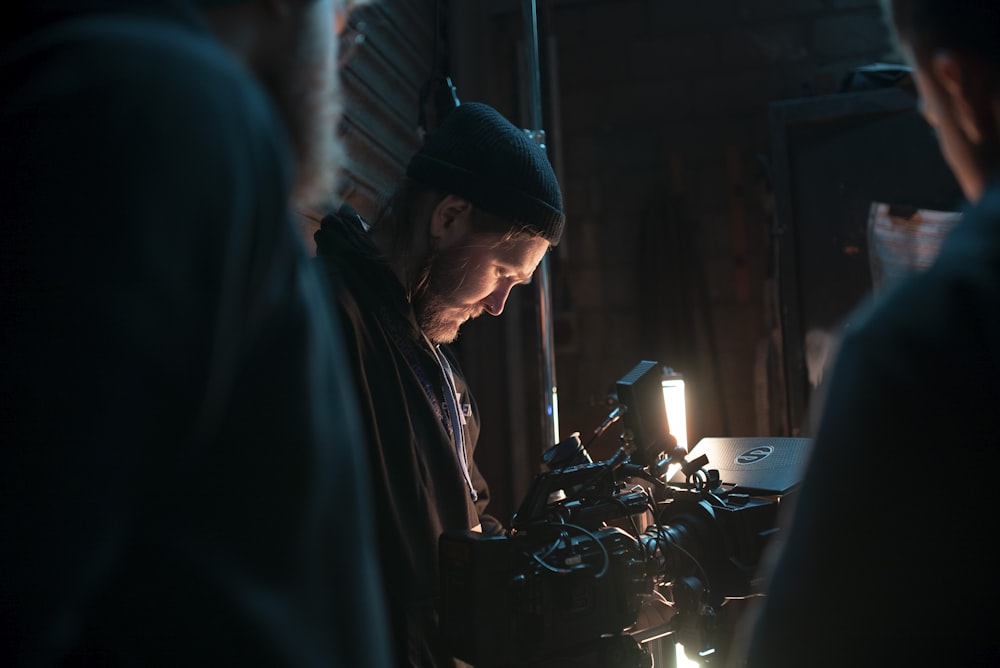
xmin=314 ymin=101 xmax=566 ymax=668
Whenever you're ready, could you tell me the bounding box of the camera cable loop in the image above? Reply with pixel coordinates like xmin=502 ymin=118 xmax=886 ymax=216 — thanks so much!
xmin=687 ymin=466 xmax=712 ymax=492
xmin=529 ymin=521 xmax=611 ymax=578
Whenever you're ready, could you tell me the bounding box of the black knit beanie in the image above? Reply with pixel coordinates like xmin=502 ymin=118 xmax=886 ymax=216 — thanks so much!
xmin=406 ymin=102 xmax=565 ymax=245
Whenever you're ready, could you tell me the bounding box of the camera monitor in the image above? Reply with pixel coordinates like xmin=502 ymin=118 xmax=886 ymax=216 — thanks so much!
xmin=615 ymin=360 xmax=672 ymax=467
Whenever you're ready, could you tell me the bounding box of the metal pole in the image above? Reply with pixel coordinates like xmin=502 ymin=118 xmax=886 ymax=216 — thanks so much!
xmin=521 ymin=0 xmax=559 ymax=448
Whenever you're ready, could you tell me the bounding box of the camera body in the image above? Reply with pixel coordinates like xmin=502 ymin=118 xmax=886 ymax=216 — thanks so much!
xmin=439 ymin=361 xmax=805 ymax=667
xmin=440 ymin=475 xmax=784 ymax=667
xmin=439 ymin=522 xmax=651 ymax=667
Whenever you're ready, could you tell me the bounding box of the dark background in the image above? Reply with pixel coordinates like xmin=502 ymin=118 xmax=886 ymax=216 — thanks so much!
xmin=308 ymin=0 xmax=962 ymax=525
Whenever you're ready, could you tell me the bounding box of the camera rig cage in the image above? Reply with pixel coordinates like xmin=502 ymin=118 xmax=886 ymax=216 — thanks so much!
xmin=439 ymin=361 xmax=808 ymax=668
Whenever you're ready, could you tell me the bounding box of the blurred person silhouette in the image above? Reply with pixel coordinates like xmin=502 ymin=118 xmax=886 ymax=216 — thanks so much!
xmin=0 ymin=0 xmax=391 ymax=666
xmin=738 ymin=1 xmax=1000 ymax=666
xmin=313 ymin=102 xmax=566 ymax=667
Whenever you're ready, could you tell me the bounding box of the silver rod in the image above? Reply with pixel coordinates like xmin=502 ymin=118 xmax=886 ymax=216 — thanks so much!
xmin=537 ymin=255 xmax=558 ymax=446
xmin=523 ymin=0 xmax=543 ymax=130
xmin=521 ymin=0 xmax=559 ymax=447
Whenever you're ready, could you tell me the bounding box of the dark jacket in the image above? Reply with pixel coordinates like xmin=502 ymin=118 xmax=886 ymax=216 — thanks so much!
xmin=743 ymin=183 xmax=1000 ymax=667
xmin=0 ymin=5 xmax=389 ymax=666
xmin=314 ymin=206 xmax=502 ymax=668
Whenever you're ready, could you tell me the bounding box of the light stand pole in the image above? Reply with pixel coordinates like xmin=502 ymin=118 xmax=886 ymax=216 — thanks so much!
xmin=521 ymin=0 xmax=560 ymax=449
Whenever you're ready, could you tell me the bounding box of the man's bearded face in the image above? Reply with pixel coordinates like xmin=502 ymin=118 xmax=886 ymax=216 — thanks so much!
xmin=413 ymin=232 xmax=550 ymax=344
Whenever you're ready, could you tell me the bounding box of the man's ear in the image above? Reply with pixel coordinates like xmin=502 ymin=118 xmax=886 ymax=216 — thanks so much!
xmin=429 ymin=195 xmax=473 ymax=247
xmin=932 ymin=50 xmax=993 ymax=146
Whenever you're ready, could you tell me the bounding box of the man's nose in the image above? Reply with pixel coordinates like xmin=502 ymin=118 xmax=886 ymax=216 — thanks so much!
xmin=481 ymin=283 xmax=515 ymax=316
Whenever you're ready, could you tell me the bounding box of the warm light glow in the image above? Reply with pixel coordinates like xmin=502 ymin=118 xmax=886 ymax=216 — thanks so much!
xmin=661 ymin=375 xmax=687 ymax=450
xmin=676 ymin=644 xmax=700 ymax=667
xmin=663 ymin=372 xmax=698 ymax=668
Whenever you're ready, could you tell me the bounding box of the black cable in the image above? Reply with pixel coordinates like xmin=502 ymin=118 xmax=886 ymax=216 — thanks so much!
xmin=417 ymin=0 xmax=460 ymax=137
xmin=528 ymin=521 xmax=611 ymax=578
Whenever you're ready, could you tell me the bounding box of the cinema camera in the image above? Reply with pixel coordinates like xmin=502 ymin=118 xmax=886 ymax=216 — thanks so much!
xmin=439 ymin=361 xmax=807 ymax=668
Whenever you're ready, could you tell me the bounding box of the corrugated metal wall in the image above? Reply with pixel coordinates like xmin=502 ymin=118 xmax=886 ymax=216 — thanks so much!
xmin=338 ymin=0 xmax=438 ymax=222
xmin=296 ymin=0 xmax=438 ymax=254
